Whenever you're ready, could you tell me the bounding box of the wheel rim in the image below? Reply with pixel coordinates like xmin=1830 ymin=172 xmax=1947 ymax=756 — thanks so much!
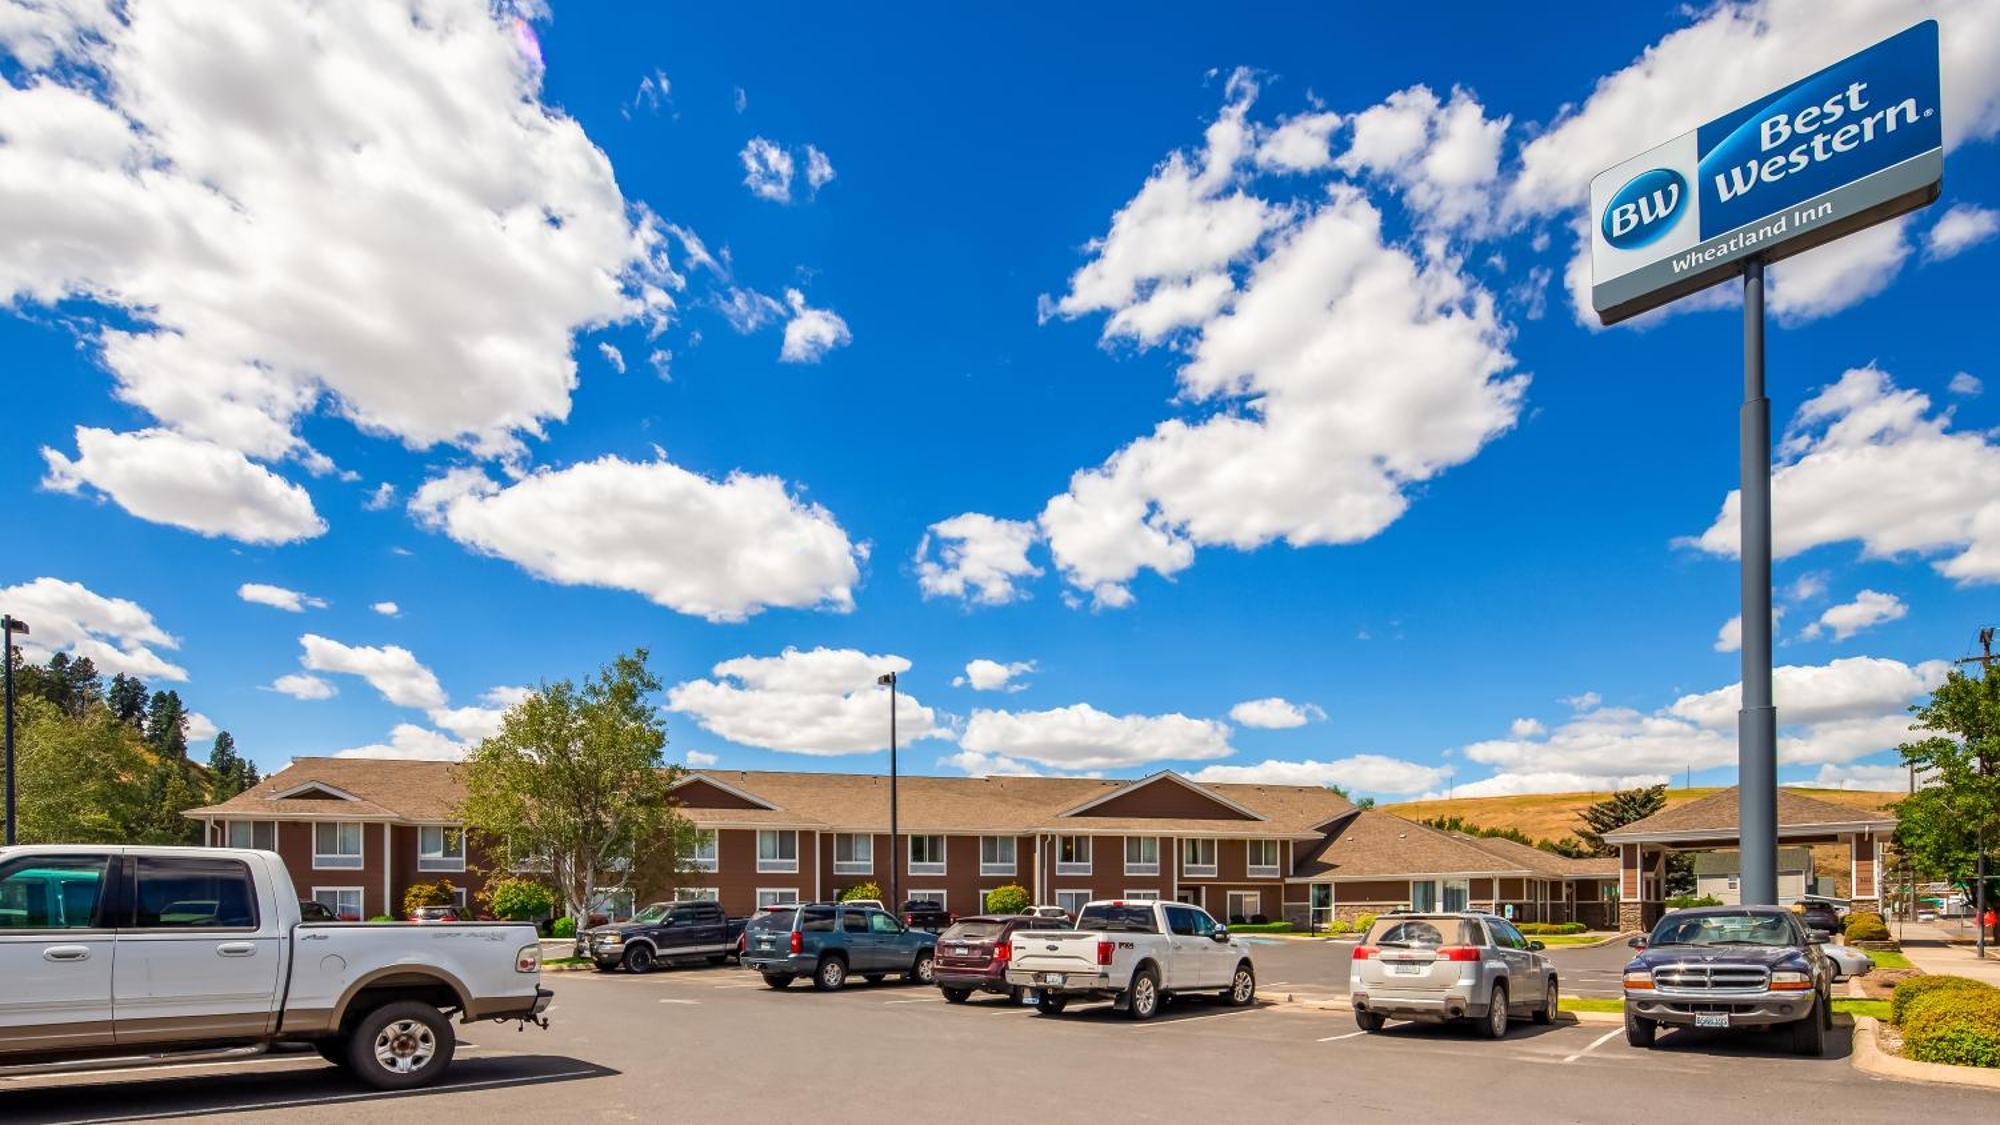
xmin=1490 ymin=992 xmax=1507 ymax=1035
xmin=824 ymin=961 xmax=843 ymax=986
xmin=1546 ymin=983 xmax=1556 ymax=1014
xmin=916 ymin=956 xmax=933 ymax=983
xmin=1233 ymin=970 xmax=1253 ymax=1002
xmin=372 ymin=1019 xmax=436 ymax=1075
xmin=630 ymin=949 xmax=651 ymax=972
xmin=1134 ymin=977 xmax=1156 ymax=1015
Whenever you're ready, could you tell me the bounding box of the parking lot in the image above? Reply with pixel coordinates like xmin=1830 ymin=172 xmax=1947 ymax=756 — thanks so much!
xmin=3 ymin=941 xmax=1996 ymax=1123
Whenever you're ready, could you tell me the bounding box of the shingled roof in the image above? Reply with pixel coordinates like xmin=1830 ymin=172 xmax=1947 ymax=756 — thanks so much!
xmin=185 ymin=757 xmax=469 ymax=822
xmin=1292 ymin=811 xmax=1542 ymax=880
xmin=1454 ymin=834 xmax=1619 ymax=879
xmin=1600 ymin=786 xmax=1896 ymax=844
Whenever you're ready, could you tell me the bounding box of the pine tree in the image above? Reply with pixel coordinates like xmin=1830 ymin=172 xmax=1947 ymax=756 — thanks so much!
xmin=60 ymin=656 xmax=103 ymax=717
xmin=206 ymin=731 xmax=258 ymax=800
xmin=108 ymin=674 xmax=149 ymax=727
xmin=1575 ymin=784 xmax=1668 ymax=857
xmin=144 ymin=690 xmax=189 ymax=760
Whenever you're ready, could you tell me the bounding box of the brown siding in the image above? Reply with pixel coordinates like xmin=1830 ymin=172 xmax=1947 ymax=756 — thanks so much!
xmin=673 ymin=779 xmax=768 ymax=811
xmin=387 ymin=825 xmax=491 ymax=918
xmin=280 ymin=819 xmax=387 ymax=919
xmin=1072 ymin=782 xmax=1254 ymax=821
xmin=1334 ymin=878 xmax=1409 ymax=904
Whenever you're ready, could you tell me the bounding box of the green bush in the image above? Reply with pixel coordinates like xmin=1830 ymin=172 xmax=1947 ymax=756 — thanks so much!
xmin=485 ymin=877 xmax=555 ymax=922
xmin=1229 ymin=921 xmax=1296 ymax=933
xmin=1844 ymin=911 xmax=1890 ymax=942
xmin=1666 ymin=894 xmax=1724 ymax=909
xmin=838 ymin=881 xmax=884 ymax=903
xmin=402 ymin=879 xmax=457 ymax=917
xmin=982 ymin=884 xmax=1030 ymax=915
xmin=1518 ymin=922 xmax=1588 ymax=935
xmin=1903 ymin=990 xmax=2000 ymax=1068
xmin=1892 ymin=975 xmax=1995 ymax=1025
xmin=1353 ymin=913 xmax=1377 ymax=935
xmin=1324 ymin=919 xmax=1354 ymax=935
xmin=551 ymin=915 xmax=577 ymax=939
xmin=368 ymin=915 xmax=394 ymax=923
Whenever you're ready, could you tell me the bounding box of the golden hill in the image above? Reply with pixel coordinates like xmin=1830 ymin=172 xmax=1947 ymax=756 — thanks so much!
xmin=1381 ymin=785 xmax=1902 ymax=847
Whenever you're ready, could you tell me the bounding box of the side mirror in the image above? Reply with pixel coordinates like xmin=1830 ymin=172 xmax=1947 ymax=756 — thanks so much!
xmin=1808 ymin=928 xmax=1832 ymax=944
xmin=1211 ymin=926 xmax=1231 ymax=942
xmin=1627 ymin=936 xmax=1648 ymax=950
xmin=1528 ymin=940 xmax=1546 ymax=951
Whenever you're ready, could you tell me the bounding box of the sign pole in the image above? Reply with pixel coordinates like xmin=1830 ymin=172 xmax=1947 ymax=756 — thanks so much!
xmin=1738 ymin=259 xmax=1779 ymax=906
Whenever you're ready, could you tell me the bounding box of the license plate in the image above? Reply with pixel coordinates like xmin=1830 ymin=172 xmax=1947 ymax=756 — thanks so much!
xmin=955 ymin=946 xmax=970 ymax=956
xmin=1021 ymin=990 xmax=1039 ymax=1005
xmin=1695 ymin=1012 xmax=1730 ymax=1029
xmin=1391 ymin=962 xmax=1423 ymax=975
xmin=1039 ymin=972 xmax=1065 ymax=986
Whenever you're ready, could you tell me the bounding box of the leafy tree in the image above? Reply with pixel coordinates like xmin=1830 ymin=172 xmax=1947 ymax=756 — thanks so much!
xmin=108 ymin=673 xmax=149 ymax=728
xmin=1327 ymin=783 xmax=1377 ymax=810
xmin=206 ymin=731 xmax=258 ymax=800
xmin=983 ymin=884 xmax=1030 ymax=914
xmin=15 ymin=695 xmax=148 ymax=843
xmin=1895 ymin=665 xmax=2000 ymax=897
xmin=403 ymin=879 xmax=458 ymax=916
xmin=839 ymin=881 xmax=884 ymax=903
xmin=457 ymin=650 xmax=693 ymax=949
xmin=144 ymin=690 xmax=189 ymax=760
xmin=128 ymin=758 xmax=205 ymax=844
xmin=1575 ymin=784 xmax=1668 ymax=857
xmin=485 ymin=877 xmax=556 ymax=922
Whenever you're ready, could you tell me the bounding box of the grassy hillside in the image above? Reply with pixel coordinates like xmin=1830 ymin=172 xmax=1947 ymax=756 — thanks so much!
xmin=1382 ymin=786 xmax=1901 ymax=847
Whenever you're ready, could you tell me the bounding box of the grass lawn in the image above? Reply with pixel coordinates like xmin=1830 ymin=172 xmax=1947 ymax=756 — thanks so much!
xmin=1559 ymin=997 xmax=1624 ymax=1013
xmin=545 ymin=956 xmax=592 ymax=967
xmin=1833 ymin=998 xmax=1891 ymax=1019
xmin=1535 ymin=935 xmax=1608 ymax=947
xmin=1867 ymin=949 xmax=1914 ymax=970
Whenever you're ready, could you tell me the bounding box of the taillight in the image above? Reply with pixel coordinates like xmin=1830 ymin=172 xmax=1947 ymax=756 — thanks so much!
xmin=515 ymin=944 xmax=541 ymax=974
xmin=1352 ymin=946 xmax=1375 ymax=960
xmin=1438 ymin=947 xmax=1482 ymax=962
xmin=993 ymin=942 xmax=1011 ymax=963
xmin=1096 ymin=940 xmax=1114 ymax=966
xmin=737 ymin=933 xmax=746 ymax=954
xmin=789 ymin=931 xmax=803 ymax=955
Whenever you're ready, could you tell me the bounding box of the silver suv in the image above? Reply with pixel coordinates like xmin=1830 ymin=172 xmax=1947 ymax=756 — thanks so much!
xmin=1350 ymin=912 xmax=1559 ymax=1038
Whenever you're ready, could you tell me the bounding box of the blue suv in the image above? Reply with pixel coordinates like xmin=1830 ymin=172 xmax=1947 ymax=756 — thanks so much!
xmin=742 ymin=902 xmax=937 ymax=991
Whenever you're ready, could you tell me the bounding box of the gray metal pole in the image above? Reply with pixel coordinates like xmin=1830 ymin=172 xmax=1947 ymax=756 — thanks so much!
xmin=888 ymin=675 xmax=899 ymax=912
xmin=1738 ymin=259 xmax=1779 ymax=906
xmin=3 ymin=617 xmax=15 ymax=847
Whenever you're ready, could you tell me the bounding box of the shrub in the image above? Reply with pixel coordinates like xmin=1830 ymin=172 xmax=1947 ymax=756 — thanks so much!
xmin=839 ymin=881 xmax=884 ymax=903
xmin=1229 ymin=921 xmax=1296 ymax=933
xmin=401 ymin=879 xmax=457 ymax=917
xmin=1518 ymin=922 xmax=1589 ymax=935
xmin=1844 ymin=911 xmax=1890 ymax=942
xmin=1323 ymin=919 xmax=1353 ymax=935
xmin=1353 ymin=913 xmax=1377 ymax=935
xmin=485 ymin=877 xmax=556 ymax=922
xmin=983 ymin=884 xmax=1030 ymax=915
xmin=1892 ymin=975 xmax=1995 ymax=1025
xmin=551 ymin=915 xmax=577 ymax=939
xmin=1666 ymin=894 xmax=1724 ymax=909
xmin=1903 ymin=990 xmax=2000 ymax=1068
xmin=368 ymin=915 xmax=394 ymax=923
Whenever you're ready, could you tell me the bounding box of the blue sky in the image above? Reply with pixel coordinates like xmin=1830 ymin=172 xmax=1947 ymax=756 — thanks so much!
xmin=2 ymin=1 xmax=1997 ymax=800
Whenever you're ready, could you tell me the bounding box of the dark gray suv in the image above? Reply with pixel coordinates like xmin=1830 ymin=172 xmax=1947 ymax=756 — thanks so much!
xmin=1622 ymin=905 xmax=1835 ymax=1056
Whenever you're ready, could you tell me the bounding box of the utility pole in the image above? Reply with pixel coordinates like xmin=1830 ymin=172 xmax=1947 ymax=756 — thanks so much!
xmin=1738 ymin=257 xmax=1780 ymax=908
xmin=2 ymin=615 xmax=28 ymax=847
xmin=877 ymin=671 xmax=899 ymax=911
xmin=1954 ymin=627 xmax=1996 ymax=958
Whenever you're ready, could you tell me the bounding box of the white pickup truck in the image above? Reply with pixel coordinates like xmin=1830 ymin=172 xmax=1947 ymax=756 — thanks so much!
xmin=0 ymin=845 xmax=550 ymax=1090
xmin=1003 ymin=899 xmax=1256 ymax=1020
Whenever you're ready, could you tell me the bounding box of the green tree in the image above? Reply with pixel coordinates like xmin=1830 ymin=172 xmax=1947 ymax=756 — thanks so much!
xmin=128 ymin=758 xmax=205 ymax=844
xmin=206 ymin=731 xmax=258 ymax=800
xmin=839 ymin=881 xmax=884 ymax=902
xmin=457 ymin=650 xmax=693 ymax=948
xmin=108 ymin=673 xmax=149 ymax=728
xmin=15 ymin=695 xmax=148 ymax=843
xmin=983 ymin=884 xmax=1030 ymax=914
xmin=485 ymin=877 xmax=556 ymax=922
xmin=1575 ymin=784 xmax=1668 ymax=857
xmin=1895 ymin=665 xmax=2000 ymax=893
xmin=403 ymin=879 xmax=458 ymax=916
xmin=144 ymin=690 xmax=189 ymax=760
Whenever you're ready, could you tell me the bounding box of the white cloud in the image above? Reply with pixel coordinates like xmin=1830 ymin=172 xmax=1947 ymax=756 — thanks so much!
xmin=1688 ymin=366 xmax=2000 ymax=584
xmin=1926 ymin=203 xmax=2000 ymax=261
xmin=914 ymin=513 xmax=1044 ymax=605
xmin=410 ymin=455 xmax=860 ymax=622
xmin=648 ymin=348 xmax=672 ymax=380
xmin=804 ymin=144 xmax=835 ymax=193
xmin=1227 ymin=696 xmax=1325 ymax=729
xmin=733 ymin=86 xmax=747 ymax=114
xmin=1799 ymin=590 xmax=1908 ymax=642
xmin=1336 ymin=85 xmax=1508 ymax=231
xmin=684 ymin=749 xmax=719 ymax=768
xmin=955 ymin=659 xmax=1035 ymax=692
xmin=1799 ymin=762 xmax=1914 ymax=791
xmin=1255 ymin=110 xmax=1341 ymax=173
xmin=939 ymin=749 xmax=1049 ymax=778
xmin=740 ymin=136 xmax=794 ymax=202
xmin=597 ymin=342 xmax=627 ymax=373
xmin=1564 ymin=691 xmax=1601 ymax=710
xmin=43 ymin=428 xmax=324 ymax=544
xmin=778 ymin=289 xmax=851 ymax=363
xmin=1190 ymin=754 xmax=1447 ymax=795
xmin=371 ymin=601 xmax=400 ymax=618
xmin=0 ymin=576 xmax=185 ymax=681
xmin=363 ymin=482 xmax=397 ymax=511
xmin=666 ymin=647 xmax=945 ymax=755
xmin=1714 ymin=607 xmax=1784 ymax=653
xmin=270 ymin=673 xmax=335 ymax=701
xmin=957 ymin=704 xmax=1232 ymax=772
xmin=1508 ymin=717 xmax=1546 ymax=738
xmin=0 ymin=0 xmax=682 ymax=465
xmin=1951 ymin=371 xmax=1983 ymax=397
xmin=237 ymin=583 xmax=326 ymax=613
xmin=482 ymin=685 xmax=533 ymax=707
xmin=716 ymin=287 xmax=786 ymax=333
xmin=184 ymin=711 xmax=217 ymax=744
xmin=1764 ymin=218 xmax=1912 ymax=324
xmin=299 ymin=634 xmax=445 ymax=710
xmin=627 ymin=69 xmax=669 ymax=116
xmin=1787 ymin=571 xmax=1830 ymax=602
xmin=425 ymin=704 xmax=505 ymax=743
xmin=335 ymin=723 xmax=467 ymax=762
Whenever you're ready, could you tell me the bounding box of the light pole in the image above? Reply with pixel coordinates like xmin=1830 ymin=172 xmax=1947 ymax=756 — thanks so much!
xmin=2 ymin=615 xmax=29 ymax=847
xmin=877 ymin=671 xmax=898 ymax=910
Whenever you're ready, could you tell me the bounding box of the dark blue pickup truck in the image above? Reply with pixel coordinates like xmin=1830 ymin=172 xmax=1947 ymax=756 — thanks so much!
xmin=585 ymin=900 xmax=747 ymax=972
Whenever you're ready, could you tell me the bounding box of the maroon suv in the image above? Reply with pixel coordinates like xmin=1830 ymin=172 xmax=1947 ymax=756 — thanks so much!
xmin=934 ymin=914 xmax=1067 ymax=1003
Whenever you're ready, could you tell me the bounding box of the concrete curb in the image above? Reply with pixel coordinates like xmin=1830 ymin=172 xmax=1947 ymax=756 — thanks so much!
xmin=1851 ymin=1016 xmax=2000 ymax=1089
xmin=1564 ymin=931 xmax=1641 ymax=950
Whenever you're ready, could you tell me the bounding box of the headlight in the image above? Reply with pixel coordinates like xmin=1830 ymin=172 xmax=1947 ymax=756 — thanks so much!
xmin=516 ymin=944 xmax=542 ymax=974
xmin=1622 ymin=971 xmax=1655 ymax=989
xmin=1769 ymin=970 xmax=1812 ymax=991
xmin=599 ymin=933 xmax=623 ymax=944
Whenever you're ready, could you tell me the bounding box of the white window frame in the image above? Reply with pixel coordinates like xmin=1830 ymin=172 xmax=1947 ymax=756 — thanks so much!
xmin=756 ymin=888 xmax=799 ymax=910
xmin=1246 ymin=839 xmax=1280 ymax=879
xmin=1124 ymin=835 xmax=1159 ymax=876
xmin=1124 ymin=890 xmax=1160 ymax=902
xmin=1443 ymin=878 xmax=1471 ymax=913
xmin=1409 ymin=879 xmax=1439 ymax=912
xmin=979 ymin=835 xmax=1016 ymax=876
xmin=451 ymin=886 xmax=468 ymax=910
xmin=832 ymin=833 xmax=873 ymax=876
xmin=907 ymin=889 xmax=947 ymax=908
xmin=312 ymin=821 xmax=364 ymax=870
xmin=1226 ymin=890 xmax=1261 ymax=921
xmin=908 ymin=835 xmax=947 ymax=877
xmin=226 ymin=820 xmax=277 ymax=851
xmin=312 ymin=886 xmax=364 ymax=921
xmin=685 ymin=830 xmax=719 ymax=873
xmin=417 ymin=825 xmax=467 ymax=873
xmin=757 ymin=830 xmax=799 ymax=874
xmin=1056 ymin=835 xmax=1092 ymax=876
xmin=1055 ymin=889 xmax=1090 ymax=917
xmin=674 ymin=887 xmax=719 ymax=902
xmin=1181 ymin=837 xmax=1218 ymax=878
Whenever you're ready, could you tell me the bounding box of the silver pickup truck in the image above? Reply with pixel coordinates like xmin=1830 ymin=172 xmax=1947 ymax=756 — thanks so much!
xmin=0 ymin=845 xmax=551 ymax=1089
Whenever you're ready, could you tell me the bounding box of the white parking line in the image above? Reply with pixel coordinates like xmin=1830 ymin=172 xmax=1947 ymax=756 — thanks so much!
xmin=51 ymin=1070 xmax=607 ymax=1123
xmin=883 ymin=997 xmax=942 ymax=1005
xmin=1317 ymin=1030 xmax=1368 ymax=1042
xmin=658 ymin=998 xmax=701 ymax=1005
xmin=1563 ymin=1027 xmax=1624 ymax=1063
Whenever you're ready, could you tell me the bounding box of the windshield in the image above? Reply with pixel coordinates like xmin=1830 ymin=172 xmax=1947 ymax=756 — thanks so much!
xmin=1650 ymin=911 xmax=1797 ymax=948
xmin=746 ymin=909 xmax=796 ymax=933
xmin=1077 ymin=904 xmax=1158 ymax=934
xmin=631 ymin=903 xmax=670 ymax=924
xmin=1364 ymin=917 xmax=1483 ymax=948
xmin=941 ymin=921 xmax=1004 ymax=943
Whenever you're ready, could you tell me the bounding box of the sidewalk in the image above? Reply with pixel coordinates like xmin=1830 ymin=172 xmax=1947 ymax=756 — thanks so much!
xmin=1897 ymin=921 xmax=2000 ymax=985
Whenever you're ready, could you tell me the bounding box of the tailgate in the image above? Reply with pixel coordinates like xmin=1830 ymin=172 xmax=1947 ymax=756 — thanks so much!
xmin=1008 ymin=931 xmax=1103 ymax=975
xmin=1369 ymin=947 xmax=1463 ymax=992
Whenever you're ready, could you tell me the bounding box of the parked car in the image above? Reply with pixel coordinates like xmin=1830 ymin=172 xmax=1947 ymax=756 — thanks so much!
xmin=1818 ymin=937 xmax=1875 ymax=980
xmin=1622 ymin=905 xmax=1834 ymax=1056
xmin=0 ymin=845 xmax=549 ymax=1091
xmin=1021 ymin=905 xmax=1072 ymax=921
xmin=841 ymin=898 xmax=885 ymax=911
xmin=299 ymin=899 xmax=339 ymax=922
xmin=901 ymin=899 xmax=953 ymax=931
xmin=1349 ymin=912 xmax=1557 ymax=1038
xmin=1795 ymin=898 xmax=1845 ymax=935
xmin=584 ymin=899 xmax=747 ymax=972
xmin=409 ymin=905 xmax=462 ymax=924
xmin=933 ymin=914 xmax=1067 ymax=1003
xmin=741 ymin=902 xmax=937 ymax=991
xmin=1004 ymin=899 xmax=1255 ymax=1020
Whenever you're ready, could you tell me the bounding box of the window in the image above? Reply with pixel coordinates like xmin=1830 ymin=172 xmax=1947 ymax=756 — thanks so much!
xmin=1489 ymin=918 xmax=1529 ymax=950
xmin=843 ymin=909 xmax=869 ymax=933
xmin=451 ymin=886 xmax=468 ymax=909
xmin=833 ymin=833 xmax=872 ymax=875
xmin=799 ymin=904 xmax=836 ymax=931
xmin=757 ymin=831 xmax=798 ymax=873
xmin=756 ymin=888 xmax=799 ymax=910
xmin=868 ymin=910 xmax=904 ymax=934
xmin=135 ymin=856 xmax=257 ymax=929
xmin=1442 ymin=878 xmax=1470 ymax=913
xmin=1124 ymin=890 xmax=1160 ymax=901
xmin=1726 ymin=875 xmax=1740 ymax=891
xmin=1409 ymin=880 xmax=1438 ymax=912
xmin=313 ymin=821 xmax=363 ymax=869
xmin=1181 ymin=838 xmax=1217 ymax=878
xmin=1055 ymin=890 xmax=1090 ymax=917
xmin=1056 ymin=835 xmax=1092 ymax=876
xmin=906 ymin=889 xmax=947 ymax=907
xmin=1124 ymin=836 xmax=1159 ymax=875
xmin=418 ymin=825 xmax=466 ymax=872
xmin=908 ymin=835 xmax=946 ymax=876
xmin=686 ymin=831 xmax=718 ymax=873
xmin=0 ymin=855 xmax=108 ymax=929
xmin=979 ymin=836 xmax=1016 ymax=876
xmin=225 ymin=821 xmax=276 ymax=851
xmin=1247 ymin=839 xmax=1280 ymax=878
xmin=674 ymin=887 xmax=719 ymax=902
xmin=1226 ymin=890 xmax=1262 ymax=923
xmin=313 ymin=887 xmax=364 ymax=922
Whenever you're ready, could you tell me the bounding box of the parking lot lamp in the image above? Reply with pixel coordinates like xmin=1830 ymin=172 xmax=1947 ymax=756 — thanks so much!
xmin=878 ymin=671 xmax=898 ymax=910
xmin=2 ymin=615 xmax=28 ymax=847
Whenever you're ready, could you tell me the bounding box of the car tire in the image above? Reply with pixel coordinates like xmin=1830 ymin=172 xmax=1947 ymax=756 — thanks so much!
xmin=942 ymin=987 xmax=972 ymax=1004
xmin=1478 ymin=982 xmax=1509 ymax=1039
xmin=1354 ymin=1009 xmax=1385 ymax=1032
xmin=1225 ymin=962 xmax=1256 ymax=1007
xmin=1035 ymin=994 xmax=1069 ymax=1016
xmin=345 ymin=1000 xmax=456 ymax=1092
xmin=1533 ymin=976 xmax=1557 ymax=1025
xmin=1624 ymin=1008 xmax=1656 ymax=1049
xmin=908 ymin=951 xmax=935 ymax=985
xmin=814 ymin=956 xmax=848 ymax=992
xmin=762 ymin=973 xmax=794 ymax=990
xmin=622 ymin=944 xmax=655 ymax=974
xmin=1125 ymin=966 xmax=1162 ymax=1021
xmin=1791 ymin=999 xmax=1827 ymax=1057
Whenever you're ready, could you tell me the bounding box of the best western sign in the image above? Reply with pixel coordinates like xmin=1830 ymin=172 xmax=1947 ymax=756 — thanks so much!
xmin=1591 ymin=20 xmax=1942 ymax=324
